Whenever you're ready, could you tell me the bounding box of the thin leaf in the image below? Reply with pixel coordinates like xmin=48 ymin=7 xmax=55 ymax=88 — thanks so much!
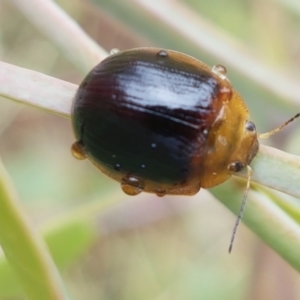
xmin=0 ymin=158 xmax=70 ymax=300
xmin=10 ymin=0 xmax=107 ymax=73
xmin=0 ymin=61 xmax=75 ymax=118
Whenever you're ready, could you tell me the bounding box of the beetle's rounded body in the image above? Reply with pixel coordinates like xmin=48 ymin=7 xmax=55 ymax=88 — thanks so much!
xmin=71 ymin=48 xmax=259 ymax=196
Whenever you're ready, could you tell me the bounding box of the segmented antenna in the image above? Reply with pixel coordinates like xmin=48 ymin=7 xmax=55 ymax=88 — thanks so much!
xmin=229 ymin=165 xmax=252 ymax=253
xmin=229 ymin=112 xmax=300 ymax=252
xmin=259 ymin=113 xmax=300 ymax=139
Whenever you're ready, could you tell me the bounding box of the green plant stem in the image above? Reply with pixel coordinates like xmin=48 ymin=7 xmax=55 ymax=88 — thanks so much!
xmin=0 ymin=61 xmax=76 ymax=118
xmin=9 ymin=0 xmax=107 ymax=73
xmin=0 ymin=158 xmax=70 ymax=300
xmin=212 ymin=183 xmax=300 ymax=271
xmin=238 ymin=145 xmax=300 ymax=199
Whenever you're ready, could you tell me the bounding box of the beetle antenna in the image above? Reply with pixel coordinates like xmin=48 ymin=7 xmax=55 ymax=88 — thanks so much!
xmin=229 ymin=113 xmax=299 ymax=252
xmin=229 ymin=165 xmax=252 ymax=253
xmin=258 ymin=113 xmax=300 ymax=139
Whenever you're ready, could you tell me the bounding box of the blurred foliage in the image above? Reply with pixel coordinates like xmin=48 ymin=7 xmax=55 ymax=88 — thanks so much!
xmin=1 ymin=0 xmax=300 ymax=299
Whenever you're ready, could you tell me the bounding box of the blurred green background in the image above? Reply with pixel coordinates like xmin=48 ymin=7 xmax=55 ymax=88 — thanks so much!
xmin=1 ymin=0 xmax=300 ymax=299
